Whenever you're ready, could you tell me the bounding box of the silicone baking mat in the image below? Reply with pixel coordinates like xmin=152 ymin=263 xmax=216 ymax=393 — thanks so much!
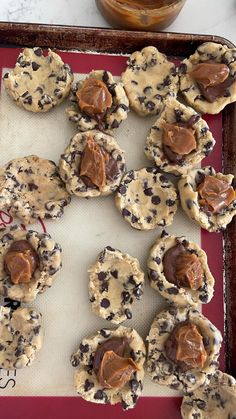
xmin=0 ymin=47 xmax=224 ymax=418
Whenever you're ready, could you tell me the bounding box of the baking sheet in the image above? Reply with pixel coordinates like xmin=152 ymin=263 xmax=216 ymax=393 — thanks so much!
xmin=0 ymin=48 xmax=224 ymax=403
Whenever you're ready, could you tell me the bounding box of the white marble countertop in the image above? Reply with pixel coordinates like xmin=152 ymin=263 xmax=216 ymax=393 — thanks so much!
xmin=0 ymin=0 xmax=235 ymax=45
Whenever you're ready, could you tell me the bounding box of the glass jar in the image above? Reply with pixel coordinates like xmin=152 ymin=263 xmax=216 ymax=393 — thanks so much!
xmin=95 ymin=0 xmax=187 ymax=31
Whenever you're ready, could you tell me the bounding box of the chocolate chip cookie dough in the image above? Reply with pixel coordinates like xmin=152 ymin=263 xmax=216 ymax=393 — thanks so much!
xmin=88 ymin=246 xmax=144 ymax=324
xmin=179 ymin=42 xmax=236 ymax=114
xmin=66 ymin=70 xmax=129 ymax=131
xmin=145 ymin=98 xmax=215 ymax=175
xmin=59 ymin=130 xmax=126 ymax=197
xmin=0 ymin=225 xmax=62 ymax=303
xmin=115 ymin=168 xmax=178 ymax=230
xmin=147 ymin=306 xmax=222 ymax=393
xmin=3 ymin=47 xmax=73 ymax=112
xmin=181 ymin=370 xmax=236 ymax=418
xmin=0 ymin=305 xmax=43 ymax=369
xmin=178 ymin=167 xmax=236 ymax=232
xmin=71 ymin=326 xmax=146 ymax=409
xmin=121 ymin=46 xmax=179 ymax=117
xmin=147 ymin=231 xmax=215 ymax=306
xmin=0 ymin=155 xmax=71 ymax=224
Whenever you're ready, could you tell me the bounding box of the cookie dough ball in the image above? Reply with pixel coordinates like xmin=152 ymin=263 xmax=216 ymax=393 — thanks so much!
xmin=88 ymin=246 xmax=144 ymax=324
xmin=181 ymin=370 xmax=236 ymax=418
xmin=3 ymin=47 xmax=73 ymax=112
xmin=121 ymin=46 xmax=179 ymax=117
xmin=66 ymin=70 xmax=129 ymax=131
xmin=0 ymin=305 xmax=43 ymax=369
xmin=0 ymin=224 xmax=62 ymax=303
xmin=178 ymin=166 xmax=236 ymax=232
xmin=71 ymin=326 xmax=146 ymax=409
xmin=0 ymin=155 xmax=71 ymax=225
xmin=147 ymin=231 xmax=215 ymax=306
xmin=179 ymin=42 xmax=236 ymax=114
xmin=147 ymin=306 xmax=222 ymax=393
xmin=145 ymin=98 xmax=215 ymax=175
xmin=59 ymin=130 xmax=126 ymax=197
xmin=115 ymin=168 xmax=178 ymax=230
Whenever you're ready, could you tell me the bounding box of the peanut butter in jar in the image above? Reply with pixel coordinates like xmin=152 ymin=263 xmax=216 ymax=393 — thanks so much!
xmin=95 ymin=0 xmax=187 ymax=31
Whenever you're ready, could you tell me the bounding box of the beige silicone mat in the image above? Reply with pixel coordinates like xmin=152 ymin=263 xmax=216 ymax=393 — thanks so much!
xmin=0 ymin=61 xmax=201 ymax=396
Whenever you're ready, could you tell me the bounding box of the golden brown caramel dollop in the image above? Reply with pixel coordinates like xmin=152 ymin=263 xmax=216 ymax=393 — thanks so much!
xmin=4 ymin=240 xmax=39 ymax=284
xmin=189 ymin=62 xmax=229 ymax=88
xmin=97 ymin=350 xmax=139 ymax=389
xmin=165 ymin=322 xmax=207 ymax=370
xmin=175 ymin=323 xmax=207 ymax=369
xmin=175 ymin=252 xmax=204 ymax=290
xmin=80 ymin=136 xmax=108 ymax=189
xmin=162 ymin=122 xmax=196 ymax=156
xmin=197 ymin=175 xmax=236 ymax=214
xmin=76 ymin=78 xmax=112 ymax=116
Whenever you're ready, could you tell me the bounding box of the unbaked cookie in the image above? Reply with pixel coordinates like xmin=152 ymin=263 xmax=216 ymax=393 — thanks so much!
xmin=147 ymin=231 xmax=215 ymax=306
xmin=115 ymin=167 xmax=178 ymax=230
xmin=121 ymin=46 xmax=179 ymax=117
xmin=181 ymin=370 xmax=236 ymax=418
xmin=145 ymin=98 xmax=215 ymax=175
xmin=59 ymin=130 xmax=126 ymax=197
xmin=179 ymin=42 xmax=236 ymax=114
xmin=88 ymin=246 xmax=144 ymax=324
xmin=0 ymin=224 xmax=62 ymax=303
xmin=178 ymin=166 xmax=236 ymax=232
xmin=66 ymin=70 xmax=129 ymax=131
xmin=146 ymin=306 xmax=222 ymax=393
xmin=3 ymin=47 xmax=73 ymax=112
xmin=0 ymin=305 xmax=43 ymax=369
xmin=70 ymin=326 xmax=146 ymax=409
xmin=0 ymin=155 xmax=71 ymax=224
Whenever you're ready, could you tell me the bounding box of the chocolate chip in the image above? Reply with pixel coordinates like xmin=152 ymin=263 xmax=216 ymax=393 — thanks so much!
xmin=111 ymin=270 xmax=118 ymax=278
xmin=111 ymin=119 xmax=119 ymax=129
xmin=94 ymin=390 xmax=105 ymax=400
xmin=146 ymin=101 xmax=155 ymax=111
xmin=106 ymin=313 xmax=114 ymax=321
xmin=106 ymin=246 xmax=115 ymax=252
xmin=28 ymin=182 xmax=38 ymax=191
xmin=21 ymin=90 xmax=29 ymax=98
xmin=3 ymin=72 xmax=9 ymax=79
xmin=98 ymin=271 xmax=106 ymax=281
xmin=131 ymin=215 xmax=139 ymax=223
xmin=167 ymin=287 xmax=179 ymax=295
xmin=138 ymin=96 xmax=145 ymax=104
xmin=84 ymin=379 xmax=94 ymax=392
xmin=196 ymin=400 xmax=206 ymax=409
xmin=121 ymin=291 xmax=130 ymax=303
xmin=125 ymin=308 xmax=132 ymax=319
xmin=130 ymin=379 xmax=139 ymax=392
xmin=144 ymin=188 xmax=153 ymax=196
xmin=4 ymin=298 xmax=20 ymax=310
xmin=133 ymin=287 xmax=143 ymax=299
xmin=71 ymin=355 xmax=80 ymax=367
xmin=148 ymin=269 xmax=159 ymax=281
xmin=199 ymin=294 xmax=208 ymax=303
xmin=151 ymin=196 xmax=161 ymax=205
xmin=23 ymin=96 xmax=32 ymax=105
xmin=79 ymin=343 xmax=89 ymax=353
xmin=34 ymin=48 xmax=43 ymax=57
xmin=100 ymin=328 xmax=111 ymax=338
xmin=32 ymin=61 xmax=40 ymax=71
xmin=118 ymin=184 xmax=126 ymax=195
xmin=143 ymin=86 xmax=152 ymax=94
xmin=122 ymin=208 xmax=131 ymax=217
xmin=100 ymin=281 xmax=108 ymax=293
xmin=100 ymin=298 xmax=110 ymax=308
xmin=102 ymin=71 xmax=109 ymax=83
xmin=128 ymin=275 xmax=136 ymax=285
xmin=179 ymin=63 xmax=187 ymax=74
xmin=0 ymin=344 xmax=4 ymax=351
xmin=186 ymin=199 xmax=193 ymax=209
xmin=154 ymin=256 xmax=161 ymax=264
xmin=166 ymin=199 xmax=175 ymax=206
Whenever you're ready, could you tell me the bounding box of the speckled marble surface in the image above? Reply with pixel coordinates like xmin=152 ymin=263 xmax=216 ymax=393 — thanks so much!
xmin=0 ymin=0 xmax=235 ymax=45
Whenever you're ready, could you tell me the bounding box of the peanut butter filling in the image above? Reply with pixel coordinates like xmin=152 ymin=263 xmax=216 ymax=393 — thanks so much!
xmin=163 ymin=243 xmax=203 ymax=290
xmin=4 ymin=240 xmax=39 ymax=284
xmin=162 ymin=122 xmax=196 ymax=156
xmin=189 ymin=62 xmax=229 ymax=88
xmin=165 ymin=322 xmax=207 ymax=371
xmin=97 ymin=350 xmax=139 ymax=389
xmin=76 ymin=78 xmax=112 ymax=116
xmin=197 ymin=175 xmax=236 ymax=214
